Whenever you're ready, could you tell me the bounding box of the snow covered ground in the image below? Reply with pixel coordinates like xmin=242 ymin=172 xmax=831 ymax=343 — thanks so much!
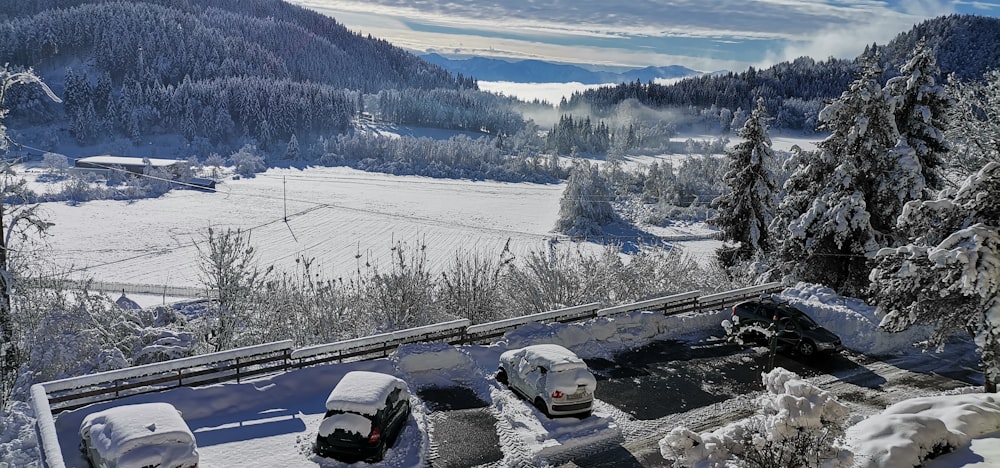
xmin=30 ymin=166 xmax=570 ymax=287
xmin=26 ymin=162 xmax=722 ymax=292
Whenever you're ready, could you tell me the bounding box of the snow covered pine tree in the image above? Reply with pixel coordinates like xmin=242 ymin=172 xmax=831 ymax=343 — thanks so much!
xmin=709 ymin=96 xmax=778 ymax=268
xmin=773 ymin=47 xmax=924 ymax=296
xmin=871 ymin=162 xmax=1000 ymax=392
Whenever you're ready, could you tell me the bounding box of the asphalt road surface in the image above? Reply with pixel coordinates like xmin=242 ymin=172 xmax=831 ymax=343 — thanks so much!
xmin=419 ymin=337 xmax=981 ymax=467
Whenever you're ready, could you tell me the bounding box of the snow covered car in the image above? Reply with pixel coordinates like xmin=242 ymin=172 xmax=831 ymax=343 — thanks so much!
xmin=315 ymin=371 xmax=411 ymax=462
xmin=496 ymin=344 xmax=597 ymax=417
xmin=728 ymin=297 xmax=843 ymax=356
xmin=79 ymin=402 xmax=199 ymax=468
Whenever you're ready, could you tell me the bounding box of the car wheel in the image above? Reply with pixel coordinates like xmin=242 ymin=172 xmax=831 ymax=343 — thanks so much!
xmin=534 ymin=397 xmax=550 ymax=417
xmin=798 ymin=340 xmax=817 ymax=357
xmin=496 ymin=368 xmax=508 ymax=385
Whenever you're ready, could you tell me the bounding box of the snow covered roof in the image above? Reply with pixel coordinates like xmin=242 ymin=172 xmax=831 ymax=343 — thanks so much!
xmin=324 ymin=371 xmax=409 ymax=415
xmin=79 ymin=402 xmax=198 ymax=467
xmin=504 ymin=344 xmax=587 ymax=373
xmin=76 ymin=155 xmax=184 ymax=168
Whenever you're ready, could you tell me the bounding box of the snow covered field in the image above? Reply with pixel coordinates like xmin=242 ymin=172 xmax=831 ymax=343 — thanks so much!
xmin=27 ymin=163 xmax=722 ymax=297
xmin=31 ymin=166 xmax=569 ymax=288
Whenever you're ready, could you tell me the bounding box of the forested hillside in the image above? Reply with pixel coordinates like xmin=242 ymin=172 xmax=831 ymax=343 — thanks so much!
xmin=0 ymin=0 xmax=519 ymax=152
xmin=563 ymin=14 xmax=1000 ymax=131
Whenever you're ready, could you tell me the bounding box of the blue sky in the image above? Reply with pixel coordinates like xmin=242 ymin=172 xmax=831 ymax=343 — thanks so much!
xmin=288 ymin=0 xmax=1000 ymax=72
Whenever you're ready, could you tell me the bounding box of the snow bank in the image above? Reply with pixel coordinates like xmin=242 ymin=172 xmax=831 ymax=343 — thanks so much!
xmin=1 ymin=401 xmax=43 ymax=468
xmin=503 ymin=309 xmax=730 ymax=361
xmin=779 ymin=282 xmax=934 ymax=355
xmin=848 ymin=393 xmax=1000 ymax=467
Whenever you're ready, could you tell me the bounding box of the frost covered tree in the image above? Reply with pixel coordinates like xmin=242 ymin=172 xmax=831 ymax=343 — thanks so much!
xmin=660 ymin=367 xmax=851 ymax=468
xmin=229 ymin=143 xmax=266 ymax=178
xmin=284 ymin=134 xmax=300 ymax=161
xmin=870 ymin=162 xmax=1000 ymax=392
xmin=886 ymin=37 xmax=950 ymax=194
xmin=41 ymin=152 xmax=69 ymax=176
xmin=196 ymin=227 xmax=271 ymax=352
xmin=709 ymin=97 xmax=777 ymax=267
xmin=0 ymin=65 xmax=60 ymax=407
xmin=947 ymin=70 xmax=1000 ymax=177
xmin=556 ymin=160 xmax=616 ymax=237
xmin=773 ymin=48 xmax=921 ymax=296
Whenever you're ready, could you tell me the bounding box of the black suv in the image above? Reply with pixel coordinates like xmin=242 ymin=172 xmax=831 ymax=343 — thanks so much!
xmin=315 ymin=371 xmax=411 ymax=463
xmin=728 ymin=297 xmax=843 ymax=357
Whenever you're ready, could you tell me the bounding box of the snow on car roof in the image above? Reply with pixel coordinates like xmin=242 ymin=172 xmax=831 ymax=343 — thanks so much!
xmin=516 ymin=344 xmax=587 ymax=373
xmin=325 ymin=371 xmax=409 ymax=415
xmin=79 ymin=402 xmax=197 ymax=464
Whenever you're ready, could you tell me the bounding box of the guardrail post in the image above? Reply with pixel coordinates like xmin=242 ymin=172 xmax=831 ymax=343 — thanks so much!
xmin=236 ymin=357 xmax=241 ymax=384
xmin=177 ymin=369 xmax=183 ymax=386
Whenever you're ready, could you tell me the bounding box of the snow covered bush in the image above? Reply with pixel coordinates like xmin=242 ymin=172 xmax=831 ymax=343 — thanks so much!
xmin=439 ymin=244 xmax=515 ymax=324
xmin=660 ymin=367 xmax=852 ymax=468
xmin=229 ymin=143 xmax=266 ymax=178
xmin=41 ymin=152 xmax=69 ymax=177
xmin=556 ymin=160 xmax=616 ymax=237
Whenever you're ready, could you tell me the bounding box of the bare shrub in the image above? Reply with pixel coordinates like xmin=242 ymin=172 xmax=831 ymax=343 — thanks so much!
xmin=439 ymin=241 xmax=515 ymax=323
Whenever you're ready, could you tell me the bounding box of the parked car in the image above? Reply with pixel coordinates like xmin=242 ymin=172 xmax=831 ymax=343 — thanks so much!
xmin=728 ymin=297 xmax=843 ymax=356
xmin=315 ymin=370 xmax=411 ymax=463
xmin=496 ymin=344 xmax=597 ymax=417
xmin=79 ymin=402 xmax=199 ymax=468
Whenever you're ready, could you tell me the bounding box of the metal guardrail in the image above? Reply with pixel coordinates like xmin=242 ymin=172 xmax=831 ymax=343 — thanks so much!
xmin=291 ymin=319 xmax=471 ymax=366
xmin=462 ymin=303 xmax=602 ymax=344
xmin=31 ymin=281 xmax=786 ymax=467
xmin=43 ymin=341 xmax=294 ymax=413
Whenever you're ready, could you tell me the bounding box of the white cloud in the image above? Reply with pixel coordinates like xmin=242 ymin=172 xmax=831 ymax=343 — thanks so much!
xmin=760 ymin=0 xmax=957 ymax=66
xmin=289 ymin=0 xmax=980 ymax=70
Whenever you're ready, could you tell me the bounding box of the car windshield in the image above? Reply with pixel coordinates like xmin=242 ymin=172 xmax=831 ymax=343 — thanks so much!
xmin=794 ymin=314 xmax=819 ymax=330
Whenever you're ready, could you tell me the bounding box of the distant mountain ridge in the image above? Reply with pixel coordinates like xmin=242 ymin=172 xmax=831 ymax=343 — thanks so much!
xmin=561 ymin=14 xmax=1000 ymax=130
xmin=420 ymin=53 xmax=702 ymax=84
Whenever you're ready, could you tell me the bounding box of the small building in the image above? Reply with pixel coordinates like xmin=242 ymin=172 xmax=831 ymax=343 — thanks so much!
xmin=73 ymin=155 xmax=184 ymax=176
xmin=187 ymin=177 xmax=217 ymax=191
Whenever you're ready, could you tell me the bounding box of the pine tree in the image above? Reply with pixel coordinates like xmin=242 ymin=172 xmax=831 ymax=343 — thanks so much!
xmin=773 ymin=48 xmax=921 ymax=295
xmin=870 ymin=162 xmax=1000 ymax=391
xmin=947 ymin=70 xmax=1000 ymax=177
xmin=709 ymin=97 xmax=777 ymax=266
xmin=285 ymin=134 xmax=300 ymax=161
xmin=886 ymin=37 xmax=950 ymax=195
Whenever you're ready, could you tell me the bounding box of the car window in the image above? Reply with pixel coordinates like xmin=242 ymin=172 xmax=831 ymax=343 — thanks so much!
xmin=794 ymin=314 xmax=819 ymax=330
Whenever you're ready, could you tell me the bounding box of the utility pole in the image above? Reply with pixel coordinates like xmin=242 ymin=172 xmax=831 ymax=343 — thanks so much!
xmin=283 ymin=176 xmax=287 ymax=222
